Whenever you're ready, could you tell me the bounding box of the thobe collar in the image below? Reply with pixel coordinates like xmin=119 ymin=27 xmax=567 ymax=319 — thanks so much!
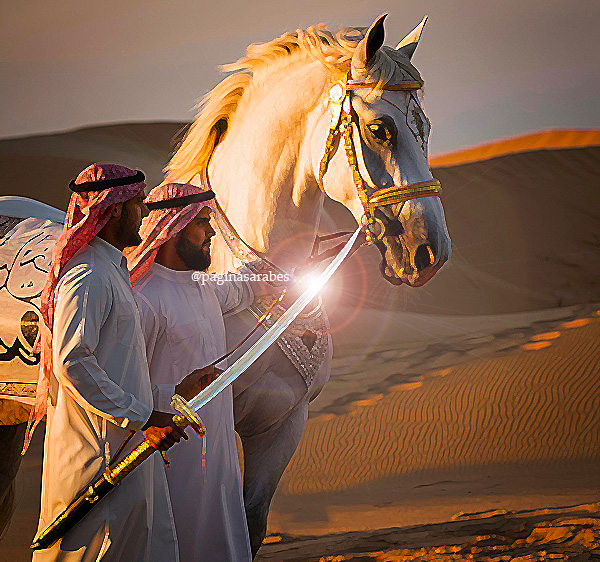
xmin=90 ymin=236 xmax=128 ymax=272
xmin=151 ymin=262 xmax=199 ymax=285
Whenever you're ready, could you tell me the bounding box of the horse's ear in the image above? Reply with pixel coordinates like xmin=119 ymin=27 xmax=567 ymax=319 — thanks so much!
xmin=351 ymin=14 xmax=387 ymax=74
xmin=213 ymin=118 xmax=227 ymax=147
xmin=396 ymin=16 xmax=428 ymax=60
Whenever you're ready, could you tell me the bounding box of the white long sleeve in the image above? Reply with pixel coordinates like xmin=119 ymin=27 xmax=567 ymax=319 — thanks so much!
xmin=36 ymin=237 xmax=178 ymax=562
xmin=210 ymin=268 xmax=254 ymax=316
xmin=132 ymin=261 xmax=252 ymax=562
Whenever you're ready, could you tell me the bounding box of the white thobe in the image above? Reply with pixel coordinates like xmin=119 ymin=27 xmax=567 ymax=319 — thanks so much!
xmin=34 ymin=237 xmax=178 ymax=562
xmin=134 ymin=263 xmax=253 ymax=562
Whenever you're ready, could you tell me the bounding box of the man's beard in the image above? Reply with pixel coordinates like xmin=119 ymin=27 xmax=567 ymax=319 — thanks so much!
xmin=175 ymin=232 xmax=211 ymax=271
xmin=116 ymin=202 xmax=142 ymax=247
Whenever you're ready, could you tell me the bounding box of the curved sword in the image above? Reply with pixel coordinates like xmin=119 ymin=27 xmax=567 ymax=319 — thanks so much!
xmin=31 ymin=226 xmax=361 ymax=551
xmin=31 ymin=226 xmax=362 ymax=550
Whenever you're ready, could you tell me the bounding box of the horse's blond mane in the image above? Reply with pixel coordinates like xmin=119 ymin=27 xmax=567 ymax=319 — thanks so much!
xmin=165 ymin=24 xmax=401 ymax=183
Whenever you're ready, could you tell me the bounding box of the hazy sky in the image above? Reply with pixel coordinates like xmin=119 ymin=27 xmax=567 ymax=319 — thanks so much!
xmin=2 ymin=0 xmax=599 ymax=153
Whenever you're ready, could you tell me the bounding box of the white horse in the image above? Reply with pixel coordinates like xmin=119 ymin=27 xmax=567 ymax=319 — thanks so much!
xmin=163 ymin=14 xmax=450 ymax=554
xmin=0 ymin=15 xmax=450 ymax=555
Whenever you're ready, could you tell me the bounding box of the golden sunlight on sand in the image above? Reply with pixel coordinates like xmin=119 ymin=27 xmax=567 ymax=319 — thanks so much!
xmin=277 ymin=319 xmax=599 ymax=496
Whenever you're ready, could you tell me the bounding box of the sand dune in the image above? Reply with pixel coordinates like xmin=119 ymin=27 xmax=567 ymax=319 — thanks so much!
xmin=429 ymin=129 xmax=600 ymax=168
xmin=325 ymin=142 xmax=600 ymax=315
xmin=0 ymin=122 xmax=184 ymax=210
xmin=309 ymin=318 xmax=599 ymax=489
xmin=263 ymin=311 xmax=600 ymax=535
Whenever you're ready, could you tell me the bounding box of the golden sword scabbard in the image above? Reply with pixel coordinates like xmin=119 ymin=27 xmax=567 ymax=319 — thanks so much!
xmin=31 ymin=395 xmax=203 ymax=551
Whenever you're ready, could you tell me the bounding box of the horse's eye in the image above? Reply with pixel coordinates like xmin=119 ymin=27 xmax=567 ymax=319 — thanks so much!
xmin=368 ymin=122 xmax=392 ymax=143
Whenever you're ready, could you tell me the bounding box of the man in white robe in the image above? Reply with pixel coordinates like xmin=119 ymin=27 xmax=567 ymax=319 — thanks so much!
xmin=126 ymin=183 xmax=259 ymax=562
xmin=29 ymin=164 xmax=186 ymax=562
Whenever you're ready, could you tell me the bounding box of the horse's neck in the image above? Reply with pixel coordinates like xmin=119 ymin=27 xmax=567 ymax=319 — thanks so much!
xmin=209 ymin=170 xmax=323 ymax=276
xmin=208 ymin=61 xmax=329 ymax=275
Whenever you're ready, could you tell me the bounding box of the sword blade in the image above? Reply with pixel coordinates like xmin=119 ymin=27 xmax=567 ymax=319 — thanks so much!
xmin=187 ymin=226 xmax=362 ymax=413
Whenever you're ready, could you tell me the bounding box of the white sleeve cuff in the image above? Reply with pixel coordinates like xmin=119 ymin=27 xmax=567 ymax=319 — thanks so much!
xmin=119 ymin=399 xmax=153 ymax=431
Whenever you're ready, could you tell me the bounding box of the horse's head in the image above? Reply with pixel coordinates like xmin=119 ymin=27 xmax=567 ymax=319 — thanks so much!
xmin=315 ymin=15 xmax=451 ymax=287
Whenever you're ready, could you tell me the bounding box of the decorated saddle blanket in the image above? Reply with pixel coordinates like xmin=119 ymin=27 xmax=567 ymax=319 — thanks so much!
xmin=0 ymin=217 xmax=64 ymax=423
xmin=248 ymin=295 xmax=329 ymax=389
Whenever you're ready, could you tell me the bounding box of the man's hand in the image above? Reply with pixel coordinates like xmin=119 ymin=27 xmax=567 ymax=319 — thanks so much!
xmin=175 ymin=365 xmax=223 ymax=401
xmin=142 ymin=410 xmax=189 ymax=451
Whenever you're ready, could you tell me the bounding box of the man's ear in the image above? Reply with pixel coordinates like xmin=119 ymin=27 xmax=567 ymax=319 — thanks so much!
xmin=112 ymin=202 xmax=124 ymax=219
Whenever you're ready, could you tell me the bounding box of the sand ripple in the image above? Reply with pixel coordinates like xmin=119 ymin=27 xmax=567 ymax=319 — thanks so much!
xmin=279 ymin=320 xmax=600 ymax=495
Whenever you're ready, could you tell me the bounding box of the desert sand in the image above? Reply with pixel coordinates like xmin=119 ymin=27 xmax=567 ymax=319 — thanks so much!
xmin=262 ymin=306 xmax=600 ymax=537
xmin=0 ymin=126 xmax=599 ymax=560
xmin=2 ymin=306 xmax=598 ymax=561
xmin=257 ymin=503 xmax=600 ymax=560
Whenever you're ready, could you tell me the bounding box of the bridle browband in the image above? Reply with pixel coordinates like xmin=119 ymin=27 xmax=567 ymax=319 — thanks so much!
xmin=317 ymin=74 xmax=442 ymax=244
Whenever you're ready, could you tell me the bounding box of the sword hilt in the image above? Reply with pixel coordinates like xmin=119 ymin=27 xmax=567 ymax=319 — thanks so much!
xmin=171 ymin=394 xmax=205 ymax=437
xmin=160 ymin=394 xmax=205 ymax=467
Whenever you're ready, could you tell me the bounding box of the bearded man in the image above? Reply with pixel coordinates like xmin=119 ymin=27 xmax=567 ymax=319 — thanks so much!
xmin=126 ymin=182 xmax=264 ymax=562
xmin=28 ymin=163 xmax=186 ymax=562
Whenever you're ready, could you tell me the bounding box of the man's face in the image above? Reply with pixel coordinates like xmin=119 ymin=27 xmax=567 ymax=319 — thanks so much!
xmin=175 ymin=207 xmax=215 ymax=271
xmin=116 ymin=191 xmax=149 ymax=247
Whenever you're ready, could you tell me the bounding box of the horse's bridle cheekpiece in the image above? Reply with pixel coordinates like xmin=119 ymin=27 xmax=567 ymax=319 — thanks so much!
xmin=318 ymin=73 xmax=442 ymax=244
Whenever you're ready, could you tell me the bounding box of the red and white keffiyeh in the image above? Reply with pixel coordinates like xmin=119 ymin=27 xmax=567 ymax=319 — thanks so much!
xmin=125 ymin=182 xmax=216 ymax=287
xmin=23 ymin=163 xmax=146 ymax=451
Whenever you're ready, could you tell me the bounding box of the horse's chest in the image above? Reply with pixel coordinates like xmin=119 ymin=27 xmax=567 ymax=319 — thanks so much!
xmin=249 ymin=296 xmax=329 ymax=388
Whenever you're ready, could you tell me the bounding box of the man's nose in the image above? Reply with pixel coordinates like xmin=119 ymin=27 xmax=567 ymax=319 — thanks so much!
xmin=141 ymin=202 xmax=150 ymax=218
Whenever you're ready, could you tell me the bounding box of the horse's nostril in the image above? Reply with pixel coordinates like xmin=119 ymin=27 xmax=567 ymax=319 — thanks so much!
xmin=414 ymin=243 xmax=435 ymax=272
xmin=383 ymin=219 xmax=404 ymax=237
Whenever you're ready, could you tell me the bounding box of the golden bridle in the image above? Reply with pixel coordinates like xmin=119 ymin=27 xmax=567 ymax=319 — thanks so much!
xmin=318 ymin=73 xmax=442 ymax=244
